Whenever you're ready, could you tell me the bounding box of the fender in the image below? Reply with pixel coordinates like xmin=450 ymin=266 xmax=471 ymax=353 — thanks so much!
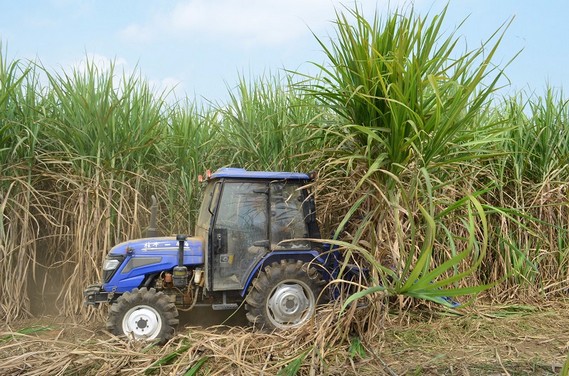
xmin=240 ymin=250 xmax=331 ymax=297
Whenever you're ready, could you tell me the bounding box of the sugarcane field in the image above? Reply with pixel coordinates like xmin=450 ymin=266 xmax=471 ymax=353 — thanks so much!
xmin=1 ymin=3 xmax=569 ymax=376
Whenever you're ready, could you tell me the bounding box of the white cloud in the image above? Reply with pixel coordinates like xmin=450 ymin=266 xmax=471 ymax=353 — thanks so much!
xmin=119 ymin=0 xmax=412 ymax=47
xmin=149 ymin=76 xmax=184 ymax=98
xmin=167 ymin=0 xmax=320 ymax=45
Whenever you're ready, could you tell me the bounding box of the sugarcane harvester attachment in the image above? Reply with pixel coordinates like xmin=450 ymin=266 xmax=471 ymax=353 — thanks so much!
xmin=84 ymin=168 xmax=348 ymax=343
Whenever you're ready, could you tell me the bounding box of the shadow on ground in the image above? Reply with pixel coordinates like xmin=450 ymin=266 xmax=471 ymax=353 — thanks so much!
xmin=178 ymin=305 xmax=249 ymax=329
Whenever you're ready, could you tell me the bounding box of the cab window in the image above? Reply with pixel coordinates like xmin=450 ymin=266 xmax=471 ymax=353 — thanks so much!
xmin=270 ymin=182 xmax=310 ymax=250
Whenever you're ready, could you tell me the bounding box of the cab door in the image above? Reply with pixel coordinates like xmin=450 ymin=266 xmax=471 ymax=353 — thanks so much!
xmin=269 ymin=181 xmax=311 ymax=250
xmin=211 ymin=181 xmax=269 ymax=290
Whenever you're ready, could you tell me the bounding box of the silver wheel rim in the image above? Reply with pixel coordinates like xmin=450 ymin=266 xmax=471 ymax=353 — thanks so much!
xmin=122 ymin=305 xmax=162 ymax=340
xmin=267 ymin=280 xmax=315 ymax=329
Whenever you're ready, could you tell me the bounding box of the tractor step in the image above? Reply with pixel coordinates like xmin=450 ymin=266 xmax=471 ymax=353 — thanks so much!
xmin=211 ymin=303 xmax=239 ymax=310
xmin=211 ymin=291 xmax=238 ymax=310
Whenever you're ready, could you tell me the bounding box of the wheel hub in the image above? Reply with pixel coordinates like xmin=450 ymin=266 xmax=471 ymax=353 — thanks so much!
xmin=268 ymin=283 xmax=312 ymax=326
xmin=136 ymin=317 xmax=148 ymax=329
xmin=122 ymin=305 xmax=162 ymax=340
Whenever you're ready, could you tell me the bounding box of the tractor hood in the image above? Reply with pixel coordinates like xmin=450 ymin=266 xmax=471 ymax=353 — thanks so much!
xmin=100 ymin=236 xmax=205 ymax=293
xmin=108 ymin=236 xmax=204 ymax=265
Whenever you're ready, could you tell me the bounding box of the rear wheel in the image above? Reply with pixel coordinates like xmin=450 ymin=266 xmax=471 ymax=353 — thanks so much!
xmin=245 ymin=259 xmax=325 ymax=330
xmin=106 ymin=287 xmax=178 ymax=344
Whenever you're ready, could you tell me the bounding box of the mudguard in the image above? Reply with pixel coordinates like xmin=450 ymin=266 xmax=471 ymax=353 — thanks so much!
xmin=240 ymin=250 xmax=329 ymax=296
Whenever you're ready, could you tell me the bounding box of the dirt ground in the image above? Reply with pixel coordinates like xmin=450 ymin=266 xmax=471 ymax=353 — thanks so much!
xmin=1 ymin=301 xmax=568 ymax=375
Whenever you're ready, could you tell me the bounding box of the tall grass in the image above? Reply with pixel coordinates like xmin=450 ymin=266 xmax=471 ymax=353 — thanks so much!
xmin=1 ymin=3 xmax=569 ymax=328
xmin=0 ymin=57 xmax=328 ymax=320
xmin=161 ymin=100 xmax=220 ymax=230
xmin=216 ymin=74 xmax=326 ymax=171
xmin=483 ymin=90 xmax=569 ymax=295
xmin=0 ymin=57 xmax=218 ymax=319
xmin=293 ymin=6 xmax=510 ymax=319
xmin=305 ymin=5 xmax=569 ymax=306
xmin=0 ymin=50 xmax=49 ymax=320
xmin=305 ymin=6 xmax=508 ymax=175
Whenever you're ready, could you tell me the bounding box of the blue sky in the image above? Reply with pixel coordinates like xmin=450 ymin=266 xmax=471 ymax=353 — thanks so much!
xmin=1 ymin=0 xmax=567 ymax=104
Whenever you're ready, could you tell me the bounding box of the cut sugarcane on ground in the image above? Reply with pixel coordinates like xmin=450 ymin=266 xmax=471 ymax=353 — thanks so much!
xmin=1 ymin=300 xmax=567 ymax=375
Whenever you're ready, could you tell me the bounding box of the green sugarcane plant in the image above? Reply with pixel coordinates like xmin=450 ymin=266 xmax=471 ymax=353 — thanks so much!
xmin=216 ymin=74 xmax=327 ymax=171
xmin=298 ymin=5 xmax=512 ymax=309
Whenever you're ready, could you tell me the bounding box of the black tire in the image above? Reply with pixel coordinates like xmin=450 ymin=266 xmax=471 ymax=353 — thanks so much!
xmin=245 ymin=259 xmax=326 ymax=330
xmin=106 ymin=287 xmax=179 ymax=344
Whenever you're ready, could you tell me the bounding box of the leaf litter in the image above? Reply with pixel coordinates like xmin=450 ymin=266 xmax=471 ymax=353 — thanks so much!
xmin=0 ymin=299 xmax=567 ymax=375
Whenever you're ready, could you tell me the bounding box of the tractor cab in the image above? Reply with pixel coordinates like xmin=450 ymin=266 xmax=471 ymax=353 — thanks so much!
xmin=195 ymin=168 xmax=321 ymax=292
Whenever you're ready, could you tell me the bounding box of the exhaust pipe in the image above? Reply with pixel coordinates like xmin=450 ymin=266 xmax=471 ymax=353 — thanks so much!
xmin=146 ymin=195 xmax=158 ymax=238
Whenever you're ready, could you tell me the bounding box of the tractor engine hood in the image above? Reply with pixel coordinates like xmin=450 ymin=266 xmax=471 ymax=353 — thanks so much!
xmin=100 ymin=236 xmax=204 ymax=294
xmin=108 ymin=236 xmax=204 ymax=264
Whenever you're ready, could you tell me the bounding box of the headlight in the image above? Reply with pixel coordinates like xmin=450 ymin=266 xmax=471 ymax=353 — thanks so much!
xmin=103 ymin=259 xmax=121 ymax=271
xmin=102 ymin=255 xmax=125 ymax=283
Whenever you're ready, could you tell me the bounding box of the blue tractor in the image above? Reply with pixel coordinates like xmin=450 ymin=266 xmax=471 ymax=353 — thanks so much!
xmin=84 ymin=168 xmax=342 ymax=343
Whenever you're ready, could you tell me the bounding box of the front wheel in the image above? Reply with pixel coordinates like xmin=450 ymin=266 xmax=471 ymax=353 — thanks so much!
xmin=245 ymin=259 xmax=326 ymax=330
xmin=106 ymin=287 xmax=179 ymax=344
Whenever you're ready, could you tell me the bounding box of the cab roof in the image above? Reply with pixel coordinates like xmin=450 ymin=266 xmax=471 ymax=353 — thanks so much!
xmin=209 ymin=167 xmax=311 ymax=181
